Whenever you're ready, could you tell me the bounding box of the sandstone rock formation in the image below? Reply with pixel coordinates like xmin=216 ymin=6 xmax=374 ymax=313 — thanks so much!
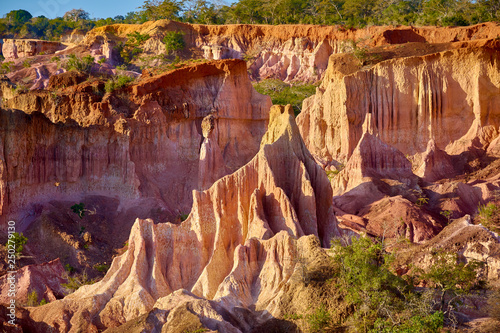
xmin=297 ymin=39 xmax=500 ymax=166
xmin=414 ymin=139 xmax=459 ymax=182
xmin=331 ymin=115 xmax=416 ymax=195
xmin=293 ymin=36 xmax=500 ymax=245
xmin=0 ymin=259 xmax=67 ymax=305
xmin=26 ymin=105 xmax=341 ymax=332
xmin=83 ymin=20 xmax=500 ymax=83
xmin=0 ymin=60 xmax=271 ymax=231
xmin=2 ymin=39 xmax=66 ymax=60
xmin=4 ymin=21 xmax=500 ymax=332
xmin=198 ymin=114 xmax=229 ymax=190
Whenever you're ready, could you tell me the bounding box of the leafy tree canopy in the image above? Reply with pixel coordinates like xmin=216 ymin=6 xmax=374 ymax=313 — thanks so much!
xmin=6 ymin=9 xmax=32 ymax=25
xmin=63 ymin=9 xmax=91 ymax=22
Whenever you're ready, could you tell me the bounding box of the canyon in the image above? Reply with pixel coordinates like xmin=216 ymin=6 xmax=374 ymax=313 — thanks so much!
xmin=0 ymin=21 xmax=500 ymax=332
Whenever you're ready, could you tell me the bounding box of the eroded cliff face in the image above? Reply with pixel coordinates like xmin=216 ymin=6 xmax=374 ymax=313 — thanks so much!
xmin=0 ymin=60 xmax=271 ymax=231
xmin=2 ymin=39 xmax=66 ymax=60
xmin=195 ymin=22 xmax=500 ymax=83
xmin=25 ymin=105 xmax=340 ymax=332
xmin=81 ymin=21 xmax=500 ymax=83
xmin=298 ymin=39 xmax=500 ymax=165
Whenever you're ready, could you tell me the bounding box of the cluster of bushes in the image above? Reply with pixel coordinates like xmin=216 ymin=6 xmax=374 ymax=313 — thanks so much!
xmin=478 ymin=201 xmax=500 ymax=233
xmin=104 ymin=74 xmax=135 ymax=93
xmin=116 ymin=31 xmax=151 ymax=65
xmin=286 ymin=235 xmax=490 ymax=332
xmin=253 ymin=79 xmax=317 ymax=116
xmin=64 ymin=54 xmax=95 ymax=74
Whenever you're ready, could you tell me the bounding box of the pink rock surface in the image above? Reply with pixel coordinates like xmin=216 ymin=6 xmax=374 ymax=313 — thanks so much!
xmin=27 ymin=105 xmax=341 ymax=332
xmin=415 ymin=139 xmax=458 ymax=182
xmin=332 ymin=115 xmax=415 ymax=195
xmin=297 ymin=40 xmax=500 ymax=164
xmin=2 ymin=39 xmax=65 ymax=60
xmin=0 ymin=259 xmax=67 ymax=305
xmin=0 ymin=60 xmax=271 ymax=229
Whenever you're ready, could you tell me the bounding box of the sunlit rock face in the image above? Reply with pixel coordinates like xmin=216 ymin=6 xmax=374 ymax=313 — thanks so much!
xmin=0 ymin=59 xmax=271 ymax=229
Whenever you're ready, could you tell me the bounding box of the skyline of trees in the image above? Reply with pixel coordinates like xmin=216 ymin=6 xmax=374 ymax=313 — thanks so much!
xmin=1 ymin=0 xmax=500 ymax=41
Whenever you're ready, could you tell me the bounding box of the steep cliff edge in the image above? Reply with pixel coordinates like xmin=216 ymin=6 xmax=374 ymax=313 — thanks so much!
xmin=24 ymin=105 xmax=340 ymax=332
xmin=296 ymin=38 xmax=500 ymax=244
xmin=2 ymin=39 xmax=66 ymax=60
xmin=80 ymin=21 xmax=500 ymax=83
xmin=0 ymin=60 xmax=271 ymax=248
xmin=297 ymin=39 xmax=500 ymax=165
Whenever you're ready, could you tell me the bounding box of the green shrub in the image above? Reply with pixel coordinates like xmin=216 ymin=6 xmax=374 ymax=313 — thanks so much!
xmin=307 ymin=304 xmax=331 ymax=333
xmin=332 ymin=237 xmax=408 ymax=330
xmin=440 ymin=210 xmax=452 ymax=224
xmin=371 ymin=311 xmax=444 ymax=333
xmin=330 ymin=236 xmax=454 ymax=331
xmin=415 ymin=196 xmax=429 ymax=207
xmin=6 ymin=232 xmax=28 ymax=258
xmin=11 ymin=84 xmax=29 ymax=95
xmin=26 ymin=290 xmax=47 ymax=307
xmin=163 ymin=31 xmax=185 ymax=55
xmin=326 ymin=164 xmax=345 ymax=180
xmin=118 ymin=32 xmax=151 ymax=64
xmin=0 ymin=61 xmax=14 ymax=74
xmin=478 ymin=202 xmax=500 ymax=233
xmin=126 ymin=31 xmax=150 ymax=47
xmin=26 ymin=290 xmax=39 ymax=307
xmin=65 ymin=54 xmax=94 ymax=74
xmin=104 ymin=75 xmax=134 ymax=93
xmin=410 ymin=250 xmax=484 ymax=328
xmin=94 ymin=264 xmax=109 ymax=273
xmin=252 ymin=79 xmax=317 ymax=116
xmin=71 ymin=202 xmax=85 ymax=219
xmin=62 ymin=272 xmax=94 ymax=293
xmin=23 ymin=59 xmax=31 ymax=68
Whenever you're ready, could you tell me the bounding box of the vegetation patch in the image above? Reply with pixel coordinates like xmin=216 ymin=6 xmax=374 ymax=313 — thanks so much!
xmin=253 ymin=79 xmax=317 ymax=116
xmin=104 ymin=75 xmax=135 ymax=93
xmin=64 ymin=54 xmax=94 ymax=74
xmin=117 ymin=31 xmax=151 ymax=65
xmin=477 ymin=202 xmax=500 ymax=233
xmin=5 ymin=232 xmax=28 ymax=259
xmin=163 ymin=30 xmax=185 ymax=55
xmin=62 ymin=272 xmax=95 ymax=294
xmin=323 ymin=236 xmax=485 ymax=332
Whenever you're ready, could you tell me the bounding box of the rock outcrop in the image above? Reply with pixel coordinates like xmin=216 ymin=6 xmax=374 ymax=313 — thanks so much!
xmin=0 ymin=259 xmax=67 ymax=305
xmin=26 ymin=105 xmax=341 ymax=332
xmin=332 ymin=115 xmax=416 ymax=195
xmin=414 ymin=139 xmax=459 ymax=182
xmin=410 ymin=215 xmax=500 ymax=283
xmin=2 ymin=39 xmax=66 ymax=60
xmin=297 ymin=39 xmax=500 ymax=165
xmin=0 ymin=60 xmax=271 ymax=232
xmin=84 ymin=21 xmax=500 ymax=83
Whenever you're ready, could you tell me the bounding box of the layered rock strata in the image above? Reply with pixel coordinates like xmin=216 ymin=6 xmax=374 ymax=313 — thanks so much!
xmin=2 ymin=39 xmax=66 ymax=60
xmin=84 ymin=21 xmax=500 ymax=83
xmin=297 ymin=39 xmax=500 ymax=166
xmin=0 ymin=259 xmax=67 ymax=305
xmin=0 ymin=60 xmax=271 ymax=229
xmin=26 ymin=105 xmax=341 ymax=332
